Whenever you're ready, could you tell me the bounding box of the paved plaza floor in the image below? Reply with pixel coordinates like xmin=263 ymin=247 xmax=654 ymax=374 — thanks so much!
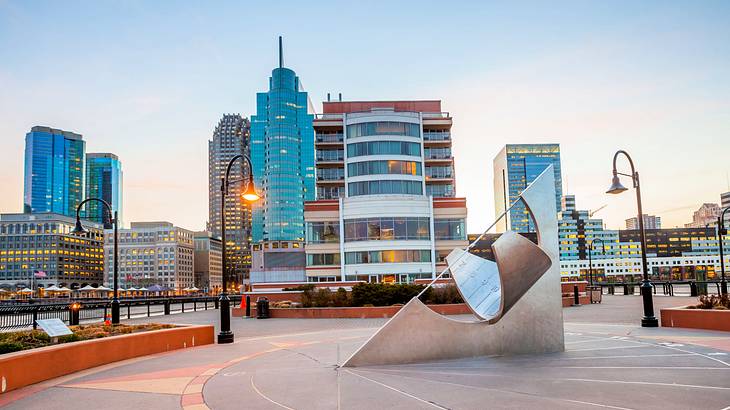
xmin=2 ymin=295 xmax=730 ymax=409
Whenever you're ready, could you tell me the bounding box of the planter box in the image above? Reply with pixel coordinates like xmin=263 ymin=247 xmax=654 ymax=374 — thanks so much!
xmin=661 ymin=307 xmax=730 ymax=332
xmin=0 ymin=324 xmax=213 ymax=395
xmin=234 ymin=303 xmax=471 ymax=319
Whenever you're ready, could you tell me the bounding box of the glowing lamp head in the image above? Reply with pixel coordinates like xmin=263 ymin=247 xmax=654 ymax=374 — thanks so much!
xmin=242 ymin=176 xmax=260 ymax=202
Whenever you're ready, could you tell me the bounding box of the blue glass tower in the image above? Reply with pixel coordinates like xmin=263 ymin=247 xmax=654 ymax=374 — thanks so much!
xmin=250 ymin=37 xmax=315 ymax=242
xmin=23 ymin=126 xmax=85 ymax=217
xmin=86 ymin=153 xmax=123 ymax=227
xmin=493 ymin=144 xmax=562 ymax=233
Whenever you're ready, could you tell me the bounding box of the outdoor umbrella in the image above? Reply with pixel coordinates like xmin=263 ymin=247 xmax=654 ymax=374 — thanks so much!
xmin=79 ymin=285 xmax=95 ymax=291
xmin=19 ymin=288 xmax=33 ymax=293
xmin=45 ymin=285 xmax=60 ymax=292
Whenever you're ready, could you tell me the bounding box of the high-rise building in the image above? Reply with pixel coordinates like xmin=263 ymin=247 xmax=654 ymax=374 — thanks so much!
xmin=250 ymin=37 xmax=315 ymax=242
xmin=23 ymin=126 xmax=85 ymax=217
xmin=207 ymin=114 xmax=252 ymax=286
xmin=493 ymin=144 xmax=562 ymax=233
xmin=558 ymin=197 xmax=618 ymax=261
xmin=561 ymin=195 xmax=576 ymax=212
xmin=0 ymin=213 xmax=104 ymax=289
xmin=104 ymin=222 xmax=194 ymax=290
xmin=303 ymin=100 xmax=467 ymax=284
xmin=193 ymin=232 xmax=222 ymax=293
xmin=625 ymin=214 xmax=661 ymax=230
xmin=721 ymin=191 xmax=730 ymax=209
xmin=85 ymin=153 xmax=123 ymax=227
xmin=685 ymin=203 xmax=720 ymax=228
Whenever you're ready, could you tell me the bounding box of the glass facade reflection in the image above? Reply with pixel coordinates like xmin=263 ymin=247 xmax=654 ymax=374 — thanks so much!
xmin=23 ymin=126 xmax=85 ymax=217
xmin=85 ymin=153 xmax=123 ymax=227
xmin=348 ymin=180 xmax=422 ymax=196
xmin=251 ymin=58 xmax=315 ymax=242
xmin=344 ymin=217 xmax=430 ymax=242
xmin=345 ymin=249 xmax=431 ymax=264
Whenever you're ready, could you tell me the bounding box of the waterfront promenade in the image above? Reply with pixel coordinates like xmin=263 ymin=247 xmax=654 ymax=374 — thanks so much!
xmin=2 ymin=295 xmax=730 ymax=410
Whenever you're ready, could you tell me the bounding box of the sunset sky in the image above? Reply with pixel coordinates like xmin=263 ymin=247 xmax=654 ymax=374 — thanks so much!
xmin=1 ymin=1 xmax=728 ymax=232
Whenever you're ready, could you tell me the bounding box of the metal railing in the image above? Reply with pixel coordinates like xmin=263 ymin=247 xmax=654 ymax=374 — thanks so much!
xmin=423 ymin=132 xmax=451 ymax=141
xmin=316 ymin=134 xmax=344 ymax=143
xmin=0 ymin=296 xmax=242 ymax=331
xmin=597 ymin=280 xmax=725 ymax=297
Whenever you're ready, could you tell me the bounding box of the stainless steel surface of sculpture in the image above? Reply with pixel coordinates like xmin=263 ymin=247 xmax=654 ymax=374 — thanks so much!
xmin=342 ymin=166 xmax=564 ymax=367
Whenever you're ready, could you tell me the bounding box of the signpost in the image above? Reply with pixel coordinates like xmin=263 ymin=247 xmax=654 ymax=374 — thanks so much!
xmin=35 ymin=318 xmax=72 ymax=344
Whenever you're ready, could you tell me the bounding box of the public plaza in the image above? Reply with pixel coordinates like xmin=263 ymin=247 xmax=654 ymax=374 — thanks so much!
xmin=2 ymin=295 xmax=729 ymax=410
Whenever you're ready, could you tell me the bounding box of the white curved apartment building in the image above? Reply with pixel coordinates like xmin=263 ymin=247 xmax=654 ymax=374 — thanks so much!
xmin=306 ymin=100 xmax=467 ymax=283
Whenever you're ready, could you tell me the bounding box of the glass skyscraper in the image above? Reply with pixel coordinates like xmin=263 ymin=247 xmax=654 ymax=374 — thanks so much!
xmin=23 ymin=126 xmax=85 ymax=217
xmin=86 ymin=153 xmax=123 ymax=227
xmin=493 ymin=144 xmax=562 ymax=233
xmin=250 ymin=38 xmax=315 ymax=242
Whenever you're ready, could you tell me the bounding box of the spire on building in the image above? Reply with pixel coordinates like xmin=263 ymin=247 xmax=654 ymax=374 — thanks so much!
xmin=278 ymin=36 xmax=283 ymax=68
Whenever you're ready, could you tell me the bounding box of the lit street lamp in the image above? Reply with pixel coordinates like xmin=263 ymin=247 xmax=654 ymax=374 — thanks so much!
xmin=72 ymin=198 xmax=120 ymax=324
xmin=218 ymin=154 xmax=259 ymax=344
xmin=587 ymin=238 xmax=605 ymax=287
xmin=718 ymin=207 xmax=729 ymax=295
xmin=606 ymin=150 xmax=658 ymax=327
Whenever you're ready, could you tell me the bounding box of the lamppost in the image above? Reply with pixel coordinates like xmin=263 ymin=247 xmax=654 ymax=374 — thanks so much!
xmin=718 ymin=207 xmax=729 ymax=295
xmin=606 ymin=150 xmax=658 ymax=327
xmin=587 ymin=238 xmax=605 ymax=287
xmin=218 ymin=154 xmax=259 ymax=344
xmin=72 ymin=198 xmax=120 ymax=324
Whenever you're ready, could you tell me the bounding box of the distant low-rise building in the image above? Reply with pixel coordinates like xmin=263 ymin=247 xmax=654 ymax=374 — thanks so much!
xmin=685 ymin=203 xmax=720 ymax=228
xmin=251 ymin=240 xmax=306 ymax=284
xmin=193 ymin=231 xmax=222 ymax=293
xmin=104 ymin=222 xmax=194 ymax=291
xmin=625 ymin=214 xmax=661 ymax=230
xmin=0 ymin=213 xmax=104 ymax=289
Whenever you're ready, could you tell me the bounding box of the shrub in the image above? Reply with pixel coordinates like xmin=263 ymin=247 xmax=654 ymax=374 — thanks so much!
xmin=350 ymin=283 xmax=426 ymax=307
xmin=694 ymin=294 xmax=730 ymax=310
xmin=422 ymin=284 xmax=464 ymax=305
xmin=332 ymin=288 xmax=350 ymax=307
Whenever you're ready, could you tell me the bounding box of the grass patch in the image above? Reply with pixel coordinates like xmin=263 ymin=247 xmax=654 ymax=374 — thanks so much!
xmin=0 ymin=323 xmax=176 ymax=355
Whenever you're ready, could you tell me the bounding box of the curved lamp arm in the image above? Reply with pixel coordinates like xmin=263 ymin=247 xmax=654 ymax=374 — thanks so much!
xmin=73 ymin=198 xmax=114 ymax=233
xmin=223 ymin=154 xmax=254 ymax=195
xmin=612 ymin=150 xmax=638 ymax=188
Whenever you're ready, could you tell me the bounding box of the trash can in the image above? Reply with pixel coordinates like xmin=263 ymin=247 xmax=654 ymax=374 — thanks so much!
xmin=256 ymin=297 xmax=270 ymax=319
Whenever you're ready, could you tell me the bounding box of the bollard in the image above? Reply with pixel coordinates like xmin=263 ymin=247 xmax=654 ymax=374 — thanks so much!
xmin=127 ymin=304 xmax=131 ymax=319
xmin=689 ymin=281 xmax=698 ymax=297
xmin=245 ymin=295 xmax=251 ymax=317
xmin=69 ymin=302 xmax=80 ymax=326
xmin=215 ymin=298 xmax=219 ymax=309
xmin=572 ymin=285 xmax=580 ymax=306
xmin=623 ymin=284 xmax=629 ymax=295
xmin=32 ymin=308 xmax=38 ymax=329
xmin=164 ymin=300 xmax=171 ymax=315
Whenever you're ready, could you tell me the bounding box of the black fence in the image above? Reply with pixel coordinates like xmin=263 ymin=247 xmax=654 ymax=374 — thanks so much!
xmin=598 ymin=280 xmax=725 ymax=297
xmin=0 ymin=295 xmax=242 ymax=331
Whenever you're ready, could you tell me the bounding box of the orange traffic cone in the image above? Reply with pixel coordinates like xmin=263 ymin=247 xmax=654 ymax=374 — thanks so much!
xmin=104 ymin=313 xmax=111 ymax=325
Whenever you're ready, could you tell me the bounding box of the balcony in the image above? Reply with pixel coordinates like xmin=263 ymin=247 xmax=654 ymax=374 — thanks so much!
xmin=317 ymin=171 xmax=345 ymax=181
xmin=316 ymin=133 xmax=344 ymax=144
xmin=316 ymin=150 xmax=344 ymax=163
xmin=424 ymin=150 xmax=453 ymax=160
xmin=423 ymin=132 xmax=451 ymax=142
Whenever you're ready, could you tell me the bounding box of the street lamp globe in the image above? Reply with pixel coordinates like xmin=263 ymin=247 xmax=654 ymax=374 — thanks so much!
xmin=606 ymin=175 xmax=628 ymax=195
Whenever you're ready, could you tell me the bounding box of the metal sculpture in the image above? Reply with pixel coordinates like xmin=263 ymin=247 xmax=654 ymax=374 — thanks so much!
xmin=342 ymin=166 xmax=563 ymax=367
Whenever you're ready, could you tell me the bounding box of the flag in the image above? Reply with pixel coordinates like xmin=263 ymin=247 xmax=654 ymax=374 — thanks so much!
xmin=34 ymin=270 xmax=47 ymax=278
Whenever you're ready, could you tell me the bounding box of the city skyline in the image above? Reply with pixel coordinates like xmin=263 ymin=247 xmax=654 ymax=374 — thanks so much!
xmin=1 ymin=2 xmax=729 ymax=232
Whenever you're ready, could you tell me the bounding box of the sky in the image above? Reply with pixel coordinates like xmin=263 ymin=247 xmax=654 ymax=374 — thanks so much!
xmin=1 ymin=1 xmax=729 ymax=232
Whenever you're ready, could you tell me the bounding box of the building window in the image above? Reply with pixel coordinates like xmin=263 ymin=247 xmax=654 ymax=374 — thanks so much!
xmin=348 ymin=180 xmax=422 ymax=196
xmin=307 ymin=253 xmax=340 ymax=266
xmin=346 ymin=122 xmax=420 ymax=138
xmin=434 ymin=219 xmax=466 ymax=240
xmin=347 ymin=141 xmax=421 ymax=158
xmin=347 ymin=160 xmax=421 ymax=177
xmin=306 ymin=222 xmax=340 ymax=243
xmin=344 ymin=217 xmax=430 ymax=242
xmin=426 ymin=184 xmax=454 ymax=197
xmin=345 ymin=249 xmax=431 ymax=264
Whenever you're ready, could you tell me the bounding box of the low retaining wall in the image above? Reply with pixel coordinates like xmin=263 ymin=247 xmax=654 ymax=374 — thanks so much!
xmin=234 ymin=303 xmax=471 ymax=319
xmin=660 ymin=308 xmax=730 ymax=332
xmin=0 ymin=324 xmax=214 ymax=395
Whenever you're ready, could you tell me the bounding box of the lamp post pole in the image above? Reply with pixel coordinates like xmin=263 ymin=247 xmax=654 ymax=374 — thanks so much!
xmin=607 ymin=150 xmax=658 ymax=327
xmin=587 ymin=238 xmax=605 ymax=287
xmin=73 ymin=198 xmax=119 ymax=324
xmin=218 ymin=154 xmax=258 ymax=344
xmin=718 ymin=207 xmax=729 ymax=295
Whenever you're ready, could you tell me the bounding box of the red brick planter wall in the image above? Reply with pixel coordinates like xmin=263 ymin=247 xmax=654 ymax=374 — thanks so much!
xmin=0 ymin=325 xmax=214 ymax=395
xmin=660 ymin=308 xmax=730 ymax=332
xmin=234 ymin=303 xmax=471 ymax=319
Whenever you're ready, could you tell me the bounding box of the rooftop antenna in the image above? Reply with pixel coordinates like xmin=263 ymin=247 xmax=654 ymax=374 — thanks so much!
xmin=278 ymin=36 xmax=283 ymax=68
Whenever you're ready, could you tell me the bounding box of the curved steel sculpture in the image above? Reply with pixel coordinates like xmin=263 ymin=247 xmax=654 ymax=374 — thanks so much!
xmin=343 ymin=166 xmax=564 ymax=367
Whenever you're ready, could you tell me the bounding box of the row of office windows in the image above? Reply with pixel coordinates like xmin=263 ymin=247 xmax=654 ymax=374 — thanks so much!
xmin=348 ymin=180 xmax=422 ymax=196
xmin=347 ymin=141 xmax=421 ymax=158
xmin=346 ymin=122 xmax=420 ymax=139
xmin=345 ymin=249 xmax=431 ymax=264
xmin=347 ymin=160 xmax=421 ymax=177
xmin=345 ymin=217 xmax=430 ymax=242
